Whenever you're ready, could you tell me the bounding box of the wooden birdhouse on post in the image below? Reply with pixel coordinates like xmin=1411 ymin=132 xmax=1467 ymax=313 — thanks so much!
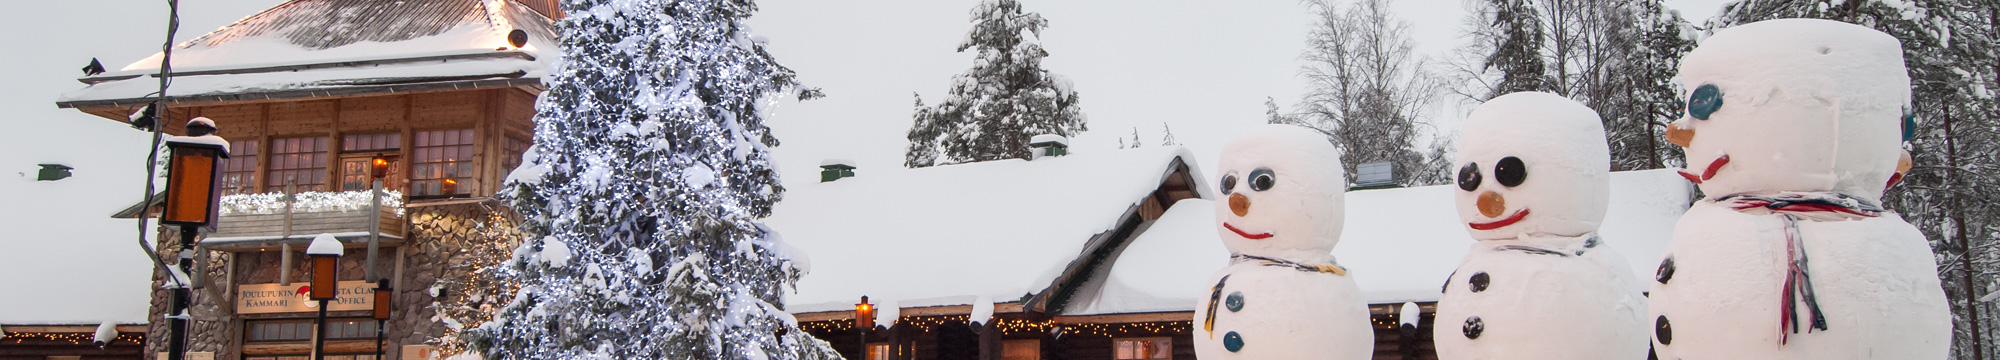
xmin=1029 ymin=134 xmax=1069 ymax=160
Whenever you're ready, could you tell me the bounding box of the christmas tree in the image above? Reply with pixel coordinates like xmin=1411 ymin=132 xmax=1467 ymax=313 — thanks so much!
xmin=469 ymin=0 xmax=838 ymax=359
xmin=904 ymin=0 xmax=1087 ymax=168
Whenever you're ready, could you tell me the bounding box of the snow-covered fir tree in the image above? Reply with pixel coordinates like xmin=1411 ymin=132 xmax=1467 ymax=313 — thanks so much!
xmin=467 ymin=0 xmax=840 ymax=359
xmin=1482 ymin=0 xmax=1552 ymax=99
xmin=1159 ymin=123 xmax=1178 ymax=146
xmin=904 ymin=0 xmax=1087 ymax=168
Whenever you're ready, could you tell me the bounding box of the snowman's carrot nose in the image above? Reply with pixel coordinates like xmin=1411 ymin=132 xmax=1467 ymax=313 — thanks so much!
xmin=1229 ymin=193 xmax=1251 ymax=217
xmin=1477 ymin=191 xmax=1506 ymax=218
xmin=1666 ymin=121 xmax=1696 ymax=148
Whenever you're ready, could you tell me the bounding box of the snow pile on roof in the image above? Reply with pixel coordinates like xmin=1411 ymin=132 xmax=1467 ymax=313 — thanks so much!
xmin=59 ymin=0 xmax=557 ymax=105
xmin=1068 ymin=169 xmax=1691 ymax=315
xmin=770 ymin=146 xmax=1204 ymax=313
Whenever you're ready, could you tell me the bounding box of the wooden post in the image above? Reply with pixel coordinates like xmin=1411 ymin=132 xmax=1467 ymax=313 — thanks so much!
xmin=279 ymin=179 xmax=295 ymax=286
xmin=365 ymin=179 xmax=381 ymax=282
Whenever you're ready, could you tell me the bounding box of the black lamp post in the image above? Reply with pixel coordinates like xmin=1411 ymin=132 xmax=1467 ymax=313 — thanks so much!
xmin=160 ymin=117 xmax=227 ymax=360
xmin=856 ymin=296 xmax=874 ymax=359
xmin=373 ymin=281 xmax=392 ymax=360
xmin=306 ymin=233 xmax=343 ymax=360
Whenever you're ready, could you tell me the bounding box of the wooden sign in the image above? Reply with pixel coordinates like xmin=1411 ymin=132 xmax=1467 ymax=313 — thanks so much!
xmin=237 ymin=281 xmax=376 ymax=314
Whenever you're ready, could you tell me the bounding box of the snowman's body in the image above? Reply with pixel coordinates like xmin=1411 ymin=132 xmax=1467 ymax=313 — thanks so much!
xmin=1435 ymin=235 xmax=1649 ymax=359
xmin=1431 ymin=92 xmax=1649 ymax=360
xmin=1193 ymin=125 xmax=1373 ymax=360
xmin=1650 ymin=201 xmax=1945 ymax=359
xmin=1194 ymin=259 xmax=1372 ymax=359
xmin=1648 ymin=19 xmax=1950 ymax=359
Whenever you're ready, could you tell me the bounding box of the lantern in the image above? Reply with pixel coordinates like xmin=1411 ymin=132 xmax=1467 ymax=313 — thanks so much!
xmin=306 ymin=234 xmax=343 ymax=300
xmin=372 ymin=281 xmax=392 ymax=320
xmin=855 ymin=296 xmax=875 ymax=329
xmin=160 ymin=118 xmax=229 ymax=227
xmin=370 ymin=155 xmax=389 ymax=180
xmin=441 ymin=178 xmax=459 ymax=196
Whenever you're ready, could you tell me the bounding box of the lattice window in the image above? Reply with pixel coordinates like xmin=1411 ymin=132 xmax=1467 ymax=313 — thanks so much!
xmin=221 ymin=140 xmax=259 ymax=195
xmin=411 ymin=129 xmax=474 ymax=196
xmin=339 ymin=133 xmax=402 ymax=192
xmin=267 ymin=137 xmax=328 ymax=192
xmin=501 ymin=135 xmax=530 ymax=173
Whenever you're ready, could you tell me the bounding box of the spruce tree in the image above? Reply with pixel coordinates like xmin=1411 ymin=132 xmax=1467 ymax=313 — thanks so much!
xmin=470 ymin=0 xmax=840 ymax=359
xmin=1483 ymin=0 xmax=1551 ymax=99
xmin=904 ymin=0 xmax=1087 ymax=168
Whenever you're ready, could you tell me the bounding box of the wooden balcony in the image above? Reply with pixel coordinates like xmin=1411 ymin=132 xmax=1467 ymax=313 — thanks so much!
xmin=200 ymin=191 xmax=405 ymax=251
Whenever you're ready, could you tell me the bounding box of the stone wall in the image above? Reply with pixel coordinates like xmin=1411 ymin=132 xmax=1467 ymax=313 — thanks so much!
xmin=142 ymin=199 xmax=523 ymax=360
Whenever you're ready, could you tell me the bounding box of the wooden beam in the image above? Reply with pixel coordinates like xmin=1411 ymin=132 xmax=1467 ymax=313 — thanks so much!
xmin=1052 ymin=311 xmax=1192 ymax=325
xmin=60 ymin=78 xmax=546 ymax=113
xmin=0 ymin=325 xmax=148 ymax=333
xmin=241 ymin=339 xmax=381 ymax=355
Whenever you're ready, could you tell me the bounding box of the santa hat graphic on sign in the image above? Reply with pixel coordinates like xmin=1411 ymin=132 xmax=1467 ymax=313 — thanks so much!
xmin=297 ymin=286 xmax=317 ymax=308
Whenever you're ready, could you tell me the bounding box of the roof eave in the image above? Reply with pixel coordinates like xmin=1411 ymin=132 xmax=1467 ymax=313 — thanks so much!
xmin=58 ymin=77 xmax=545 ymax=121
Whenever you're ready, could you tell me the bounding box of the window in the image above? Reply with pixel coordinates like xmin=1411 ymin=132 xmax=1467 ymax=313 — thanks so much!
xmin=501 ymin=135 xmax=530 ymax=172
xmin=411 ymin=129 xmax=474 ymax=197
xmin=247 ymin=318 xmax=378 ymax=342
xmin=865 ymin=343 xmax=892 ymax=360
xmin=339 ymin=133 xmax=402 ymax=192
xmin=1114 ymin=337 xmax=1171 ymax=360
xmin=221 ymin=140 xmax=259 ymax=195
xmin=1002 ymin=339 xmax=1040 ymax=360
xmin=267 ymin=137 xmax=328 ymax=192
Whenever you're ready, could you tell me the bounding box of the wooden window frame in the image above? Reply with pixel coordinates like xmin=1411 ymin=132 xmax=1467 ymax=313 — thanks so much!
xmin=266 ymin=136 xmax=330 ymax=193
xmin=1112 ymin=336 xmax=1172 ymax=360
xmin=409 ymin=128 xmax=475 ymax=198
xmin=221 ymin=139 xmax=260 ymax=196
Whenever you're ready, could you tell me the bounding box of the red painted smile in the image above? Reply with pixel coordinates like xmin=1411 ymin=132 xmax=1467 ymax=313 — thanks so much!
xmin=1224 ymin=223 xmax=1273 ymax=240
xmin=1468 ymin=208 xmax=1531 ymax=231
xmin=1680 ymin=155 xmax=1731 ymax=184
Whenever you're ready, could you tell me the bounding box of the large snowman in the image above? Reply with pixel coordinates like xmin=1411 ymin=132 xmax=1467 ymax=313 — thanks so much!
xmin=1431 ymin=92 xmax=1650 ymax=359
xmin=1647 ymin=19 xmax=1949 ymax=359
xmin=1193 ymin=124 xmax=1373 ymax=360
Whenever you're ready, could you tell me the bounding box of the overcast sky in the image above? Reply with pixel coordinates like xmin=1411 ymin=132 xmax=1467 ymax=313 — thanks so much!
xmin=0 ymin=0 xmax=1731 ymax=324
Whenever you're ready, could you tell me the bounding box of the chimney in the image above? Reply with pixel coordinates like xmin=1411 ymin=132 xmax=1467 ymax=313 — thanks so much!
xmin=820 ymin=159 xmax=856 ymax=182
xmin=1028 ymin=135 xmax=1069 ymax=160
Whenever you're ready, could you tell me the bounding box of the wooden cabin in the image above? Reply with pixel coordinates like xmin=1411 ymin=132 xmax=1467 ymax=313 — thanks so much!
xmin=53 ymin=1 xmax=563 ymax=359
xmin=768 ymin=146 xmax=1693 ymax=360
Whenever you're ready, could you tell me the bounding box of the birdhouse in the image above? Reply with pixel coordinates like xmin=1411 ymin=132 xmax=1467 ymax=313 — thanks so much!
xmin=1353 ymin=161 xmax=1398 ymax=190
xmin=1029 ymin=134 xmax=1069 ymax=160
xmin=37 ymin=164 xmax=73 ymax=181
xmin=820 ymin=159 xmax=856 ymax=182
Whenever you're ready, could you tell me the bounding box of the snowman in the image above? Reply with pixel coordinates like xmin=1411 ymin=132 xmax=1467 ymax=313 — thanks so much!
xmin=1193 ymin=124 xmax=1372 ymax=360
xmin=1431 ymin=92 xmax=1650 ymax=360
xmin=1647 ymin=19 xmax=1949 ymax=359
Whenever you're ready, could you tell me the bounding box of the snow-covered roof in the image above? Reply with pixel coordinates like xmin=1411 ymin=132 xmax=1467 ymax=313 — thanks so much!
xmin=1064 ymin=169 xmax=1692 ymax=315
xmin=770 ymin=146 xmax=1208 ymax=314
xmin=56 ymin=0 xmax=558 ymax=109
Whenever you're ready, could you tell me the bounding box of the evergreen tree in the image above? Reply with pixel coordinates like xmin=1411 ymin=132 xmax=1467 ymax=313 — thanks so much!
xmin=471 ymin=0 xmax=840 ymax=359
xmin=1160 ymin=123 xmax=1178 ymax=146
xmin=904 ymin=0 xmax=1087 ymax=168
xmin=1711 ymin=1 xmax=2000 ymax=357
xmin=1483 ymin=0 xmax=1552 ymax=98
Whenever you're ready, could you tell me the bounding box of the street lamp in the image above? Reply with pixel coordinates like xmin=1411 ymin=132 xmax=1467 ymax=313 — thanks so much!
xmin=306 ymin=233 xmax=344 ymax=360
xmin=856 ymin=296 xmax=874 ymax=359
xmin=160 ymin=117 xmax=228 ymax=360
xmin=373 ymin=281 xmax=392 ymax=360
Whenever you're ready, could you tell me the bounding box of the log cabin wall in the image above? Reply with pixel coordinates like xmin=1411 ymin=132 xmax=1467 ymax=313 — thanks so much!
xmin=122 ymin=88 xmax=538 ymax=197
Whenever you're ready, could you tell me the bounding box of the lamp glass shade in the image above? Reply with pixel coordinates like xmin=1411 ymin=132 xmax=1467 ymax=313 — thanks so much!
xmin=370 ymin=157 xmax=389 ymax=179
xmin=162 ymin=146 xmax=220 ymax=225
xmin=310 ymin=255 xmax=339 ymax=300
xmin=855 ymin=303 xmax=874 ymax=329
xmin=373 ymin=285 xmax=393 ymax=320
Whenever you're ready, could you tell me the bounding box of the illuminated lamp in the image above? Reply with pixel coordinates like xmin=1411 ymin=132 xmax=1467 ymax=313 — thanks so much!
xmin=856 ymin=296 xmax=875 ymax=329
xmin=161 ymin=118 xmax=229 ymax=227
xmin=370 ymin=155 xmax=390 ymax=179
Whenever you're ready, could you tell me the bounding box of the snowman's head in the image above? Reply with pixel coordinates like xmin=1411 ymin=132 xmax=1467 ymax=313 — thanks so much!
xmin=1214 ymin=124 xmax=1346 ymax=261
xmin=1666 ymin=19 xmax=1908 ymax=202
xmin=1453 ymin=92 xmax=1610 ymax=240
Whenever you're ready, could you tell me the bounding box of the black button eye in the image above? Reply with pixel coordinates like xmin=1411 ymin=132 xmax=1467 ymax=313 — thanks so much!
xmin=1249 ymin=168 xmax=1276 ymax=192
xmin=1457 ymin=163 xmax=1481 ymax=192
xmin=1495 ymin=157 xmax=1527 ymax=187
xmin=1687 ymin=84 xmax=1723 ymax=120
xmin=1220 ymin=173 xmax=1238 ymax=195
